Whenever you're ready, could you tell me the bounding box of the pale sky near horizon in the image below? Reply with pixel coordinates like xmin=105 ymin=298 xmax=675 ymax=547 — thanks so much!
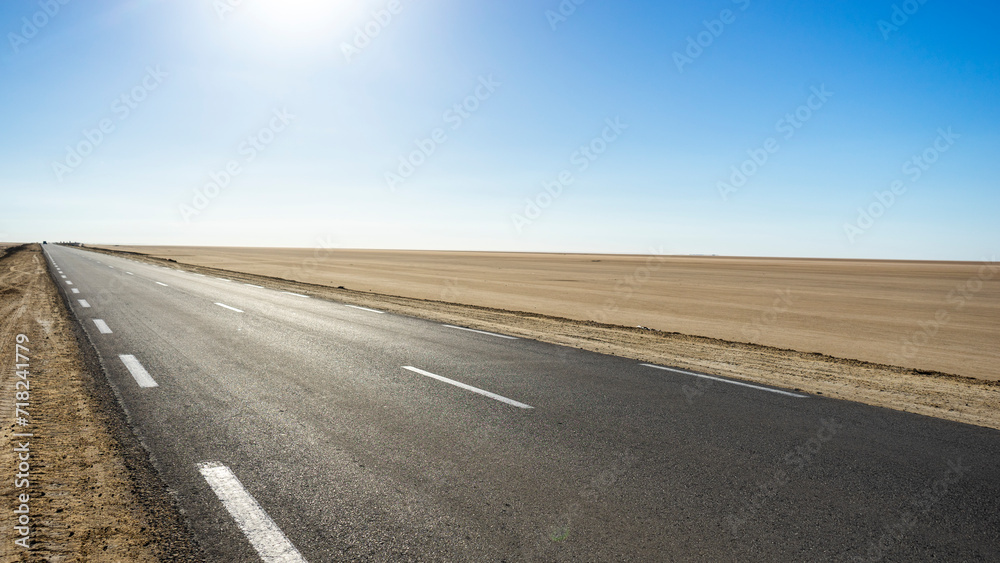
xmin=2 ymin=0 xmax=997 ymax=260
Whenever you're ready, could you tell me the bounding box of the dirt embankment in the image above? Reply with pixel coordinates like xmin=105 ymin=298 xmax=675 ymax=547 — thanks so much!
xmin=0 ymin=244 xmax=201 ymax=562
xmin=81 ymin=245 xmax=1000 ymax=432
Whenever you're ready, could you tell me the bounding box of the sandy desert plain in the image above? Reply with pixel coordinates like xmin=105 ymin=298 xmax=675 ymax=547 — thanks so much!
xmin=95 ymin=245 xmax=998 ymax=382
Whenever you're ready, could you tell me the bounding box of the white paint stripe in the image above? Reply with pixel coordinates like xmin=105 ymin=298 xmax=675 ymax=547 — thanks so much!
xmin=71 ymin=288 xmax=80 ymax=294
xmin=119 ymin=355 xmax=158 ymax=388
xmin=156 ymin=282 xmax=169 ymax=286
xmin=194 ymin=273 xmax=206 ymax=277
xmin=215 ymin=303 xmax=244 ymax=313
xmin=93 ymin=319 xmax=113 ymax=334
xmin=245 ymin=284 xmax=264 ymax=288
xmin=65 ymin=281 xmax=72 ymax=285
xmin=640 ymin=364 xmax=808 ymax=398
xmin=281 ymin=292 xmax=309 ymax=298
xmin=402 ymin=366 xmax=533 ymax=409
xmin=443 ymin=325 xmax=517 ymax=340
xmin=78 ymin=299 xmax=90 ymax=308
xmin=197 ymin=462 xmax=306 ymax=563
xmin=345 ymin=305 xmax=384 ymax=314
xmin=126 ymin=272 xmax=134 ymax=275
xmin=217 ymin=278 xmax=232 ymax=282
xmin=60 ymin=275 xmax=66 ymax=278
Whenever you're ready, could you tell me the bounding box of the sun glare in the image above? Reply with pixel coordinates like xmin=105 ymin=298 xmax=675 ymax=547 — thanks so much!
xmin=240 ymin=0 xmax=353 ymax=44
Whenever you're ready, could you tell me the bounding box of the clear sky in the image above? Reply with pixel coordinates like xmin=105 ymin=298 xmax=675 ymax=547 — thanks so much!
xmin=2 ymin=0 xmax=997 ymax=260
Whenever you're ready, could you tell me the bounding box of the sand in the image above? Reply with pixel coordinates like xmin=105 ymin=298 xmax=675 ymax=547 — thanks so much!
xmin=96 ymin=245 xmax=999 ymax=381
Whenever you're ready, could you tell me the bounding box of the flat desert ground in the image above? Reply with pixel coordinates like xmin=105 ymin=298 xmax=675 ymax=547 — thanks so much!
xmin=96 ymin=245 xmax=999 ymax=381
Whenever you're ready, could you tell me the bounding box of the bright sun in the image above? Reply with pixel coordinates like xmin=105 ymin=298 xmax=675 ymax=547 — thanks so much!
xmin=241 ymin=0 xmax=353 ymax=42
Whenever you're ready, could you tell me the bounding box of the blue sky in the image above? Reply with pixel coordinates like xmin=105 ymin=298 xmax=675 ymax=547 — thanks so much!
xmin=2 ymin=0 xmax=997 ymax=260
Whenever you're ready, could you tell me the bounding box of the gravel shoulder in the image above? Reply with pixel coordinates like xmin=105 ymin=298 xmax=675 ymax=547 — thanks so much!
xmin=80 ymin=244 xmax=1000 ymax=432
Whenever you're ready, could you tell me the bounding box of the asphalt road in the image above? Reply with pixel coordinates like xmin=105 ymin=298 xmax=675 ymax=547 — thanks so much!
xmin=43 ymin=244 xmax=1000 ymax=562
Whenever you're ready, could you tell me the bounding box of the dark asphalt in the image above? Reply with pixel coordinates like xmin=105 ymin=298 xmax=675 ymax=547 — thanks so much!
xmin=43 ymin=244 xmax=1000 ymax=562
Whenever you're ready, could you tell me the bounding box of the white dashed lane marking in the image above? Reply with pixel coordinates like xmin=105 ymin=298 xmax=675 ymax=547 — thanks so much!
xmin=119 ymin=355 xmax=158 ymax=388
xmin=402 ymin=366 xmax=533 ymax=409
xmin=443 ymin=325 xmax=517 ymax=340
xmin=78 ymin=299 xmax=90 ymax=308
xmin=215 ymin=303 xmax=244 ymax=313
xmin=640 ymin=364 xmax=808 ymax=398
xmin=345 ymin=305 xmax=384 ymax=314
xmin=93 ymin=319 xmax=113 ymax=334
xmin=197 ymin=462 xmax=306 ymax=563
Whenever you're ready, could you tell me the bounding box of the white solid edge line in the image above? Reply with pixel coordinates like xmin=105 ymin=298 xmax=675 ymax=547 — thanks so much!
xmin=245 ymin=284 xmax=264 ymax=288
xmin=215 ymin=302 xmax=244 ymax=313
xmin=217 ymin=278 xmax=232 ymax=282
xmin=345 ymin=304 xmax=383 ymax=314
xmin=402 ymin=366 xmax=533 ymax=409
xmin=193 ymin=273 xmax=206 ymax=277
xmin=78 ymin=299 xmax=90 ymax=308
xmin=119 ymin=354 xmax=158 ymax=388
xmin=93 ymin=319 xmax=113 ymax=334
xmin=155 ymin=281 xmax=169 ymax=286
xmin=281 ymin=291 xmax=309 ymax=298
xmin=443 ymin=324 xmax=518 ymax=340
xmin=197 ymin=462 xmax=306 ymax=563
xmin=640 ymin=363 xmax=808 ymax=398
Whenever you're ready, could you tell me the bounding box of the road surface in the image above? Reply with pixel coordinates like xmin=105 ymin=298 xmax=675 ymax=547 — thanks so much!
xmin=42 ymin=244 xmax=1000 ymax=561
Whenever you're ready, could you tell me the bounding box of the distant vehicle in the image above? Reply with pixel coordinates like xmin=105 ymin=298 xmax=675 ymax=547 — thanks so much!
xmin=42 ymin=241 xmax=47 ymax=244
